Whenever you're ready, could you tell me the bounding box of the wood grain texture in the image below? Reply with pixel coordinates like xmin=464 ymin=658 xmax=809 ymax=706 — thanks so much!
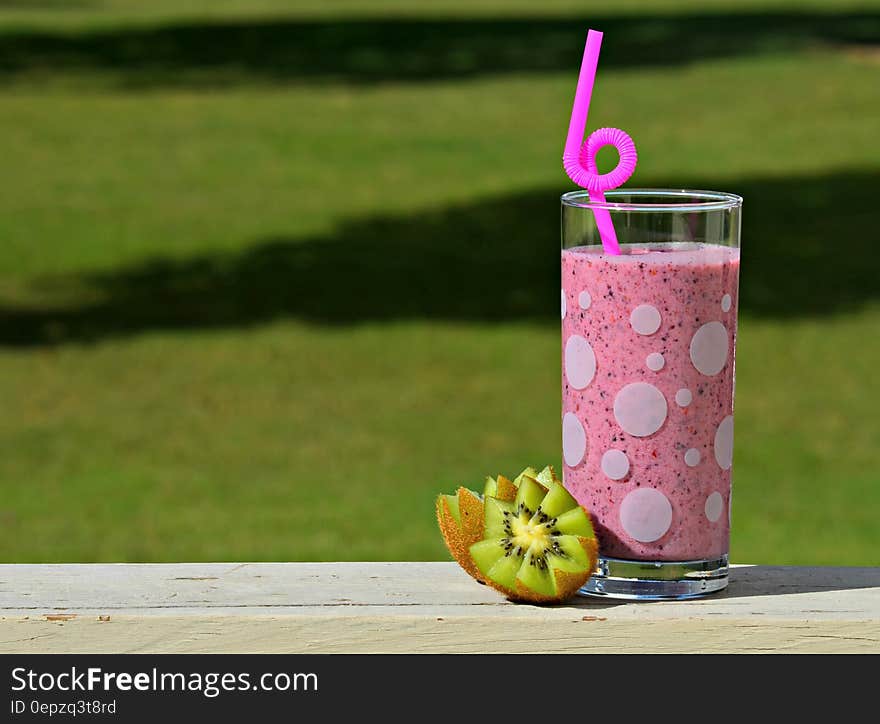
xmin=1 ymin=563 xmax=878 ymax=653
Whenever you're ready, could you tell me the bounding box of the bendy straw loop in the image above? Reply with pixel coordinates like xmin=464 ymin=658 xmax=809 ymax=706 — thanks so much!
xmin=562 ymin=30 xmax=638 ymax=255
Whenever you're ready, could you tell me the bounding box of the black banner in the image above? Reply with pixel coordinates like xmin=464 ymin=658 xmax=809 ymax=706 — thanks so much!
xmin=1 ymin=654 xmax=859 ymax=720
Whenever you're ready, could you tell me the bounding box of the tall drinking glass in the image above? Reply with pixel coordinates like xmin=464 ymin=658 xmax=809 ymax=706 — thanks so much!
xmin=561 ymin=189 xmax=742 ymax=600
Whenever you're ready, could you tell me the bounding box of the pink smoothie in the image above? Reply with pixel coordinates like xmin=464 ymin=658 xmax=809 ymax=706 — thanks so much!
xmin=561 ymin=243 xmax=739 ymax=561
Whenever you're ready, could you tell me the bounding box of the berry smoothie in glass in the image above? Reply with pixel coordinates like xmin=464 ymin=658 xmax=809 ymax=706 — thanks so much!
xmin=561 ymin=189 xmax=742 ymax=599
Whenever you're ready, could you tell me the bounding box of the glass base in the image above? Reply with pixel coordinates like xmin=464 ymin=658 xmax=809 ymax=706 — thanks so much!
xmin=579 ymin=555 xmax=729 ymax=601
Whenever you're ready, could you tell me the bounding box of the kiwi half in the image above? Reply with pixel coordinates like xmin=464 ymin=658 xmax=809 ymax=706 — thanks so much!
xmin=437 ymin=466 xmax=599 ymax=603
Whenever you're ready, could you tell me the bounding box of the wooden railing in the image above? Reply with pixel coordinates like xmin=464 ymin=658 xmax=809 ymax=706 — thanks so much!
xmin=1 ymin=563 xmax=878 ymax=653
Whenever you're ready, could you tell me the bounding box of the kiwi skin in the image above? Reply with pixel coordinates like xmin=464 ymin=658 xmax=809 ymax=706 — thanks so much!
xmin=494 ymin=474 xmax=518 ymax=502
xmin=436 ymin=487 xmax=485 ymax=582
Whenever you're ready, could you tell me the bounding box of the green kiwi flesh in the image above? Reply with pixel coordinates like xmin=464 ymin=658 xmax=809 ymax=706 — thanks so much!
xmin=512 ymin=467 xmax=538 ymax=487
xmin=441 ymin=494 xmax=461 ymax=525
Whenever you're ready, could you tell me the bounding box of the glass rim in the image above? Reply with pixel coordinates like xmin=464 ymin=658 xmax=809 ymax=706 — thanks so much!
xmin=561 ymin=188 xmax=743 ymax=212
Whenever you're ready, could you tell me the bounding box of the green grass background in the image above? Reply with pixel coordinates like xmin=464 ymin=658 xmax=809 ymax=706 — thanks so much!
xmin=1 ymin=0 xmax=878 ymax=564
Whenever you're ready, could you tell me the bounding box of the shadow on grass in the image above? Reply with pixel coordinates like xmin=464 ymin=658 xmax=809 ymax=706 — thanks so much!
xmin=0 ymin=11 xmax=877 ymax=86
xmin=0 ymin=169 xmax=877 ymax=346
xmin=0 ymin=1 xmax=92 ymax=8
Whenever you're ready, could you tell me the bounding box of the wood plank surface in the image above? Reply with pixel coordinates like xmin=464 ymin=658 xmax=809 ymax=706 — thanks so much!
xmin=1 ymin=563 xmax=878 ymax=653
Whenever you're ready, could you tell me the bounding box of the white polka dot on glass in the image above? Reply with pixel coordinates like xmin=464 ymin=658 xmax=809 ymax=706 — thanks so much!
xmin=721 ymin=294 xmax=732 ymax=313
xmin=705 ymin=492 xmax=724 ymax=522
xmin=562 ymin=412 xmax=587 ymax=468
xmin=620 ymin=488 xmax=673 ymax=543
xmin=714 ymin=415 xmax=734 ymax=470
xmin=675 ymin=388 xmax=692 ymax=407
xmin=613 ymin=382 xmax=667 ymax=438
xmin=690 ymin=321 xmax=729 ymax=376
xmin=630 ymin=304 xmax=661 ymax=335
xmin=684 ymin=448 xmax=701 ymax=467
xmin=646 ymin=352 xmax=664 ymax=371
xmin=564 ymin=335 xmax=596 ymax=390
xmin=601 ymin=449 xmax=630 ymax=481
xmin=578 ymin=290 xmax=591 ymax=310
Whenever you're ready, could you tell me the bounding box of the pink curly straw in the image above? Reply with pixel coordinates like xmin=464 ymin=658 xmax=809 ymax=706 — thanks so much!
xmin=562 ymin=30 xmax=638 ymax=255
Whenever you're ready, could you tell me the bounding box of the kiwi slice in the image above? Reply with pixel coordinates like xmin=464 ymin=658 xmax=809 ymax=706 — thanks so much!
xmin=436 ymin=486 xmax=485 ymax=581
xmin=513 ymin=466 xmax=538 ymax=486
xmin=469 ymin=475 xmax=598 ymax=604
xmin=436 ymin=469 xmax=523 ymax=579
